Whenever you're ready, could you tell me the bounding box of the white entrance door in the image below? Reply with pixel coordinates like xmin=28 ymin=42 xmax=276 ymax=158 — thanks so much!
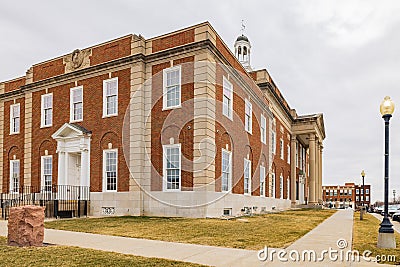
xmin=68 ymin=153 xmax=81 ymax=186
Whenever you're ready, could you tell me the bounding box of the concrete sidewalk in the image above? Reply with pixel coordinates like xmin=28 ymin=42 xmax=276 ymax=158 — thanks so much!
xmin=0 ymin=210 xmax=392 ymax=266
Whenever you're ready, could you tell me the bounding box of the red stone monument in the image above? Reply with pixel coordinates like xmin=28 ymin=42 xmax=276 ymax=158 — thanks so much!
xmin=7 ymin=205 xmax=45 ymax=247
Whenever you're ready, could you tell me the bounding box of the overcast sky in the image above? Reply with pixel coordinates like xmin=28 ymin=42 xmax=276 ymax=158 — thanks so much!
xmin=1 ymin=0 xmax=400 ymax=202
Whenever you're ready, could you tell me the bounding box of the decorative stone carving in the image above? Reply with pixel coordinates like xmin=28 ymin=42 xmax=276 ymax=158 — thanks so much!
xmin=7 ymin=205 xmax=45 ymax=247
xmin=64 ymin=49 xmax=91 ymax=72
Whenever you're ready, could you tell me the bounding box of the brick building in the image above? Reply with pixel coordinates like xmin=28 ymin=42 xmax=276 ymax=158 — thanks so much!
xmin=0 ymin=22 xmax=325 ymax=217
xmin=322 ymin=182 xmax=371 ymax=209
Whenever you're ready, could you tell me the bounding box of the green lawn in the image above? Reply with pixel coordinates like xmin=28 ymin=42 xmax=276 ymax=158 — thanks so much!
xmin=353 ymin=212 xmax=400 ymax=265
xmin=45 ymin=209 xmax=336 ymax=250
xmin=0 ymin=237 xmax=204 ymax=267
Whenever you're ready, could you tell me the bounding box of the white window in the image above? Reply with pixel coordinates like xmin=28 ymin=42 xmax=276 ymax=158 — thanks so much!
xmin=163 ymin=66 xmax=181 ymax=109
xmin=280 ymin=139 xmax=284 ymax=160
xmin=41 ymin=156 xmax=52 ymax=192
xmin=221 ymin=149 xmax=232 ymax=192
xmin=70 ymin=86 xmax=83 ymax=122
xmin=356 ymin=196 xmax=359 ymax=201
xmin=287 ymin=145 xmax=290 ymax=164
xmin=270 ymin=172 xmax=275 ymax=198
xmin=244 ymin=99 xmax=252 ymax=133
xmin=103 ymin=78 xmax=118 ymax=117
xmin=349 ymin=190 xmax=352 ymax=195
xmin=260 ymin=165 xmax=266 ymax=197
xmin=9 ymin=160 xmax=20 ymax=193
xmin=280 ymin=174 xmax=284 ymax=199
xmin=222 ymin=76 xmax=233 ymax=120
xmin=41 ymin=93 xmax=53 ymax=127
xmin=366 ymin=196 xmax=369 ymax=201
xmin=260 ymin=115 xmax=266 ymax=144
xmin=272 ymin=131 xmax=276 ymax=154
xmin=163 ymin=144 xmax=181 ymax=191
xmin=10 ymin=103 xmax=20 ymax=134
xmin=366 ymin=189 xmax=369 ymax=194
xmin=287 ymin=178 xmax=290 ymax=200
xmin=356 ymin=189 xmax=359 ymax=194
xmin=244 ymin=158 xmax=251 ymax=195
xmin=103 ymin=149 xmax=118 ymax=192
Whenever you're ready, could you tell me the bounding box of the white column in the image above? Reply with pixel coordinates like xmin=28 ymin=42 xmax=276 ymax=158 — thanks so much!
xmin=80 ymin=148 xmax=90 ymax=200
xmin=58 ymin=151 xmax=66 ymax=185
xmin=80 ymin=149 xmax=90 ymax=187
xmin=309 ymin=134 xmax=316 ymax=204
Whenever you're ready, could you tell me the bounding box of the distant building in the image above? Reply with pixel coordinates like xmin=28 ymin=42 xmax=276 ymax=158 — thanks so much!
xmin=322 ymin=182 xmax=371 ymax=209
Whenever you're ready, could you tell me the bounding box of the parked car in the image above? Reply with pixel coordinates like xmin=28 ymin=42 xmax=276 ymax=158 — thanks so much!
xmin=389 ymin=205 xmax=400 ymax=217
xmin=374 ymin=206 xmax=383 ymax=214
xmin=392 ymin=212 xmax=400 ymax=222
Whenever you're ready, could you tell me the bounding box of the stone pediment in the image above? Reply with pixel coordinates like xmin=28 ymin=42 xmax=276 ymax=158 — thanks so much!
xmin=52 ymin=123 xmax=91 ymax=140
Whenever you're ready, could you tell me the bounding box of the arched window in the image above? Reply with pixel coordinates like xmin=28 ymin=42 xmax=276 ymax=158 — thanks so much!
xmin=243 ymin=46 xmax=247 ymax=56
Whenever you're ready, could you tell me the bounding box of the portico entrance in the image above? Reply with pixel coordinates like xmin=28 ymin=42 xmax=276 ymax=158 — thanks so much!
xmin=51 ymin=123 xmax=91 ymax=196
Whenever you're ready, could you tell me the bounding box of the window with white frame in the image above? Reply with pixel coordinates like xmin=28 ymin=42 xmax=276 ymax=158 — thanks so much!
xmin=366 ymin=189 xmax=369 ymax=194
xmin=287 ymin=178 xmax=290 ymax=200
xmin=356 ymin=189 xmax=359 ymax=194
xmin=221 ymin=149 xmax=232 ymax=192
xmin=103 ymin=149 xmax=118 ymax=191
xmin=287 ymin=145 xmax=290 ymax=164
xmin=244 ymin=99 xmax=252 ymax=133
xmin=163 ymin=144 xmax=181 ymax=191
xmin=260 ymin=165 xmax=266 ymax=197
xmin=356 ymin=196 xmax=359 ymax=201
xmin=270 ymin=172 xmax=275 ymax=198
xmin=70 ymin=86 xmax=83 ymax=122
xmin=366 ymin=196 xmax=369 ymax=201
xmin=10 ymin=103 xmax=20 ymax=134
xmin=280 ymin=139 xmax=284 ymax=159
xmin=280 ymin=174 xmax=284 ymax=199
xmin=272 ymin=131 xmax=276 ymax=154
xmin=261 ymin=115 xmax=266 ymax=144
xmin=103 ymin=78 xmax=118 ymax=117
xmin=41 ymin=93 xmax=53 ymax=127
xmin=244 ymin=158 xmax=251 ymax=195
xmin=163 ymin=66 xmax=181 ymax=109
xmin=41 ymin=156 xmax=52 ymax=192
xmin=222 ymin=76 xmax=233 ymax=120
xmin=9 ymin=160 xmax=20 ymax=193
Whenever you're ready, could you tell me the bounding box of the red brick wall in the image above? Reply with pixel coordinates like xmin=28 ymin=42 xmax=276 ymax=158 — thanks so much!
xmin=150 ymin=56 xmax=195 ymax=191
xmin=31 ymin=68 xmax=131 ymax=192
xmin=4 ymin=78 xmax=25 ymax=93
xmin=272 ymin=118 xmax=291 ymax=199
xmin=152 ymin=29 xmax=195 ymax=53
xmin=214 ymin=64 xmax=269 ymax=196
xmin=33 ymin=58 xmax=65 ymax=82
xmin=90 ymin=36 xmax=132 ymax=66
xmin=3 ymin=98 xmax=25 ymax=192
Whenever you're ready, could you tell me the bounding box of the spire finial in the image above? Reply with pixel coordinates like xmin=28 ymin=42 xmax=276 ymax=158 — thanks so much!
xmin=241 ymin=20 xmax=245 ymax=35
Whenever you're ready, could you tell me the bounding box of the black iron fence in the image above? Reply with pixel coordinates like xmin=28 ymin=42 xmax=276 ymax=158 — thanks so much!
xmin=1 ymin=185 xmax=90 ymax=219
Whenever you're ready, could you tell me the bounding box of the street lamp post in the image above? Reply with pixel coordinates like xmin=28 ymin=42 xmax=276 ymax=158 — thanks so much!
xmin=360 ymin=170 xmax=365 ymax=220
xmin=377 ymin=96 xmax=396 ymax=248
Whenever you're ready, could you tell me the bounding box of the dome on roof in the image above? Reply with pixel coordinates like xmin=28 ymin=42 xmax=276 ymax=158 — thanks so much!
xmin=236 ymin=34 xmax=249 ymax=42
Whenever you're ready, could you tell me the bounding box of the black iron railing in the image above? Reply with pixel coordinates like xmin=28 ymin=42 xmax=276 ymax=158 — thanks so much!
xmin=1 ymin=185 xmax=90 ymax=219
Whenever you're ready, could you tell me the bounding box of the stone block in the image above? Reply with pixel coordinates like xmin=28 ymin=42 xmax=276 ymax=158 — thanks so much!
xmin=7 ymin=205 xmax=45 ymax=247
